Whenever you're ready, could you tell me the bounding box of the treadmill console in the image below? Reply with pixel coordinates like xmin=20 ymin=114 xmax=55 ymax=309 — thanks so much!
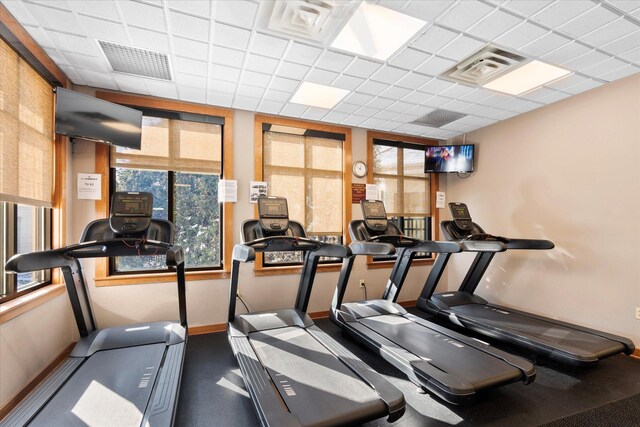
xmin=257 ymin=196 xmax=289 ymax=234
xmin=110 ymin=192 xmax=153 ymax=235
xmin=449 ymin=202 xmax=473 ymax=231
xmin=361 ymin=200 xmax=388 ymax=232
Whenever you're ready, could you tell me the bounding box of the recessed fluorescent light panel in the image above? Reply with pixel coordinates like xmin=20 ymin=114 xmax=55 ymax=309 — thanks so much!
xmin=290 ymin=82 xmax=349 ymax=109
xmin=330 ymin=2 xmax=426 ymax=61
xmin=483 ymin=60 xmax=571 ymax=95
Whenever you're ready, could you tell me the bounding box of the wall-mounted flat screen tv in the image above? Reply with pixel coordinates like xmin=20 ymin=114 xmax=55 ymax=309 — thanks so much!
xmin=424 ymin=145 xmax=474 ymax=173
xmin=55 ymin=88 xmax=142 ymax=149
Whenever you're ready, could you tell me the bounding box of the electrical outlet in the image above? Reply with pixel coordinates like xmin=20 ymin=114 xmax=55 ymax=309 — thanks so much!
xmin=636 ymin=307 xmax=640 ymax=320
xmin=359 ymin=279 xmax=365 ymax=288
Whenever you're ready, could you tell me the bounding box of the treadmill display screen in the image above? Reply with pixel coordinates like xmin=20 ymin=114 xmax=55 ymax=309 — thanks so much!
xmin=362 ymin=201 xmax=386 ymax=219
xmin=258 ymin=197 xmax=288 ymax=218
xmin=112 ymin=193 xmax=152 ymax=217
xmin=450 ymin=203 xmax=471 ymax=220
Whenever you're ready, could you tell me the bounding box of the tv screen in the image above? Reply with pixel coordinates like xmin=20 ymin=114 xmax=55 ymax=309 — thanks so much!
xmin=424 ymin=145 xmax=474 ymax=173
xmin=55 ymin=88 xmax=142 ymax=149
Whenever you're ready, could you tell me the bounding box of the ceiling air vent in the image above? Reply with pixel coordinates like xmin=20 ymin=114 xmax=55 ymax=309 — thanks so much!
xmin=441 ymin=44 xmax=527 ymax=86
xmin=98 ymin=41 xmax=172 ymax=81
xmin=412 ymin=109 xmax=467 ymax=128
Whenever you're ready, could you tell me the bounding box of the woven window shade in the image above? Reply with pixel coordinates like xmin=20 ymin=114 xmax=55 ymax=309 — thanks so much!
xmin=264 ymin=131 xmax=343 ymax=235
xmin=0 ymin=39 xmax=54 ymax=207
xmin=111 ymin=116 xmax=222 ymax=174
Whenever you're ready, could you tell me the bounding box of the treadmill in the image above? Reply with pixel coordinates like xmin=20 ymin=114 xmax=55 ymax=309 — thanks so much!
xmin=418 ymin=202 xmax=635 ymax=367
xmin=330 ymin=200 xmax=536 ymax=405
xmin=227 ymin=196 xmax=405 ymax=427
xmin=2 ymin=192 xmax=187 ymax=427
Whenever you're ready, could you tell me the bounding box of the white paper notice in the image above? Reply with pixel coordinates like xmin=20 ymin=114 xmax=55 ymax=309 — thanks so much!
xmin=218 ymin=180 xmax=237 ymax=203
xmin=77 ymin=173 xmax=102 ymax=200
xmin=436 ymin=191 xmax=446 ymax=208
xmin=365 ymin=184 xmax=379 ymax=201
xmin=249 ymin=181 xmax=267 ymax=203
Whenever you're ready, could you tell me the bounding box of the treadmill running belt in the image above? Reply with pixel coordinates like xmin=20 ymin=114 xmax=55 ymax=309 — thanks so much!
xmin=453 ymin=304 xmax=625 ymax=356
xmin=359 ymin=315 xmax=522 ymax=388
xmin=250 ymin=326 xmax=386 ymax=426
xmin=29 ymin=344 xmax=166 ymax=427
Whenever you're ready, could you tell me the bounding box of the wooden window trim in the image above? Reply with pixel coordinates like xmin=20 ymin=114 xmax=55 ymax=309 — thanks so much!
xmin=366 ymin=130 xmax=440 ymax=269
xmin=254 ymin=114 xmax=352 ymax=275
xmin=94 ymin=92 xmax=234 ymax=286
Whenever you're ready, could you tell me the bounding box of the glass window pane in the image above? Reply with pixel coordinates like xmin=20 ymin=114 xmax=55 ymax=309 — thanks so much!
xmin=15 ymin=205 xmax=49 ymax=290
xmin=174 ymin=172 xmax=221 ymax=268
xmin=373 ymin=145 xmax=397 ymax=175
xmin=403 ymin=178 xmax=429 ymax=215
xmin=403 ymin=147 xmax=425 ymax=177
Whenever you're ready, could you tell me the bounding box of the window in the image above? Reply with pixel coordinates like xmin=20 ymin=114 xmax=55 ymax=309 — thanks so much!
xmin=0 ymin=38 xmax=56 ymax=302
xmin=110 ymin=112 xmax=224 ymax=273
xmin=370 ymin=133 xmax=438 ymax=263
xmin=257 ymin=118 xmax=351 ymax=270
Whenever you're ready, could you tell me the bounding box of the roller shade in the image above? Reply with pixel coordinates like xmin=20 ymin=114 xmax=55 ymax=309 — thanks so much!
xmin=0 ymin=39 xmax=54 ymax=207
xmin=111 ymin=116 xmax=222 ymax=174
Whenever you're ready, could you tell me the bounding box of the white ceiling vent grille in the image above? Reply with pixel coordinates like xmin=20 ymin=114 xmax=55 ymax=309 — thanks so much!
xmin=441 ymin=45 xmax=527 ymax=86
xmin=99 ymin=41 xmax=172 ymax=81
xmin=412 ymin=109 xmax=467 ymax=128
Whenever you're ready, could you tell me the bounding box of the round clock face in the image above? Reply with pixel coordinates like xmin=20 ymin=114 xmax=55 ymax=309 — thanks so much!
xmin=352 ymin=161 xmax=367 ymax=178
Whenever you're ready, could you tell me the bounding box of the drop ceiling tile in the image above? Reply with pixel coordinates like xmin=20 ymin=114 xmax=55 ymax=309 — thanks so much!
xmin=333 ymin=75 xmax=365 ymax=91
xmin=271 ymin=76 xmax=300 ymax=92
xmin=389 ymin=48 xmax=430 ymax=70
xmin=375 ymin=110 xmax=401 ymax=120
xmin=520 ymin=86 xmax=559 ymax=101
xmin=418 ymin=78 xmax=456 ymax=94
xmin=540 ymin=41 xmax=592 ymax=66
xmin=397 ymin=1 xmax=455 ymax=21
xmin=581 ymin=57 xmax=629 ymax=79
xmin=128 ymin=27 xmax=170 ymax=52
xmin=59 ymin=65 xmax=86 ymax=84
xmin=440 ymin=99 xmax=472 ymax=111
xmin=355 ymin=106 xmax=380 ymax=117
xmin=277 ymin=62 xmax=310 ymax=80
xmin=263 ymin=89 xmax=291 ymax=102
xmin=396 ymin=72 xmax=432 ymax=90
xmin=120 ymin=2 xmax=166 ymax=32
xmin=599 ymin=65 xmax=639 ymax=81
xmin=168 ymin=0 xmax=211 ymax=17
xmin=440 ymin=84 xmax=475 ymax=98
xmin=494 ymin=22 xmax=548 ymax=50
xmin=345 ymin=58 xmax=382 ymax=78
xmin=475 ymin=92 xmax=511 ymax=107
xmin=600 ymin=30 xmax=640 ymax=55
xmin=113 ymin=73 xmax=149 ymax=94
xmin=211 ymin=45 xmax=245 ymax=68
xmin=175 ymin=72 xmax=207 ymax=88
xmin=519 ymin=32 xmax=572 ymax=58
xmin=2 ymin=1 xmax=40 ymax=26
xmin=23 ymin=26 xmax=56 ymax=49
xmin=345 ymin=92 xmax=375 ymax=105
xmin=280 ymin=103 xmax=308 ymax=117
xmin=207 ymin=91 xmax=233 ymax=107
xmin=437 ymin=36 xmax=485 ymax=61
xmin=582 ymin=18 xmax=639 ymax=47
xmin=169 ymin=11 xmax=210 ymax=42
xmin=546 ymin=74 xmax=591 ymax=91
xmin=236 ymin=85 xmax=265 ymax=98
xmin=245 ymin=54 xmax=279 ymax=74
xmin=48 ymin=31 xmax=100 ymax=56
xmin=606 ymin=1 xmax=640 ymax=13
xmin=214 ymin=0 xmax=258 ymax=28
xmin=416 ymin=56 xmax=456 ymax=76
xmin=323 ymin=111 xmax=350 ymax=123
xmin=72 ymin=0 xmax=121 ymax=21
xmin=437 ymin=1 xmax=494 ymax=32
xmin=43 ymin=48 xmax=70 ymax=66
xmin=78 ymin=69 xmax=118 ymax=89
xmin=558 ymin=5 xmax=618 ymax=38
xmin=146 ymin=79 xmax=179 ymax=99
xmin=208 ymin=79 xmax=237 ymax=94
xmin=395 ymin=123 xmax=428 ymax=134
xmin=502 ymin=1 xmax=553 ymax=18
xmin=619 ymin=47 xmax=640 ymax=63
xmin=411 ymin=26 xmax=459 ymax=54
xmin=214 ymin=23 xmax=251 ymax=50
xmin=367 ymin=97 xmax=396 ymax=109
xmin=562 ymin=50 xmax=610 ymax=70
xmin=257 ymin=100 xmax=285 ymax=115
xmin=530 ymin=1 xmax=596 ymax=28
xmin=173 ymin=37 xmax=209 ymax=60
xmin=23 ymin=3 xmax=83 ymax=34
xmin=316 ymin=51 xmax=355 ymax=72
xmin=242 ymin=70 xmax=271 ymax=87
xmin=341 ymin=114 xmax=369 ymax=126
xmin=456 ymin=88 xmax=493 ymax=103
xmin=376 ymin=120 xmax=403 ymax=131
xmin=465 ymin=9 xmax=521 ymax=41
xmin=631 ymin=8 xmax=640 ymax=19
xmin=302 ymin=107 xmax=330 ymax=121
xmin=233 ymin=96 xmax=261 ymax=111
xmin=361 ymin=117 xmax=387 ymax=129
xmin=371 ymin=66 xmax=410 ymax=84
xmin=402 ymin=91 xmax=431 ymax=104
xmin=64 ymin=52 xmax=109 ymax=72
xmin=333 ymin=102 xmax=360 ymax=114
xmin=286 ymin=43 xmax=323 ymax=66
xmin=387 ymin=101 xmax=416 ymax=113
xmin=210 ymin=64 xmax=241 ymax=82
xmin=405 ymin=105 xmax=433 ymax=117
xmin=563 ymin=79 xmax=603 ymax=94
xmin=307 ymin=68 xmax=338 ymax=85
xmin=358 ymin=81 xmax=391 ymax=96
xmin=174 ymin=57 xmax=208 ymax=76
xmin=251 ymin=33 xmax=289 ymax=58
xmin=381 ymin=86 xmax=412 ymax=99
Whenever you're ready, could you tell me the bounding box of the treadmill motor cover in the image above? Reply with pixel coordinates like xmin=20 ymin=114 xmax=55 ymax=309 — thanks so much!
xmin=362 ymin=200 xmax=389 ymax=232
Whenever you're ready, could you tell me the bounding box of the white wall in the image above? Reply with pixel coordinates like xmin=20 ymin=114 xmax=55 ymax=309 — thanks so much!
xmin=444 ymin=73 xmax=640 ymax=346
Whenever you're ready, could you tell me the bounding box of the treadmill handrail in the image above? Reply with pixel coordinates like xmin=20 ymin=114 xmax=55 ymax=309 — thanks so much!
xmin=458 ymin=239 xmax=507 ymax=252
xmin=502 ymin=237 xmax=555 ymax=250
xmin=236 ymin=235 xmax=352 ymax=258
xmin=349 ymin=241 xmax=396 ymax=256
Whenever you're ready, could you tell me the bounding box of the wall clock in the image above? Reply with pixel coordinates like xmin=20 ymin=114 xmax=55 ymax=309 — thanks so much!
xmin=352 ymin=161 xmax=367 ymax=178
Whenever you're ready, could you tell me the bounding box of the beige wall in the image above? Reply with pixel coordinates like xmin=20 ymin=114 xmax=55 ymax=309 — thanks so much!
xmin=445 ymin=73 xmax=640 ymax=346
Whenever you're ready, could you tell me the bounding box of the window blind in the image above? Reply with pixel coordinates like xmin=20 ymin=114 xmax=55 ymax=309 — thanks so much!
xmin=0 ymin=39 xmax=54 ymax=207
xmin=263 ymin=131 xmax=343 ymax=235
xmin=111 ymin=116 xmax=222 ymax=174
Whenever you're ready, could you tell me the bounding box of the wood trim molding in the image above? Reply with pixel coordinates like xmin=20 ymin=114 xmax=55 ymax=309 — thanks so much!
xmin=0 ymin=341 xmax=75 ymax=419
xmin=397 ymin=300 xmax=417 ymax=308
xmin=189 ymin=323 xmax=227 ymax=336
xmin=0 ymin=284 xmax=66 ymax=324
xmin=253 ymin=263 xmax=343 ymax=277
xmin=93 ymin=92 xmax=234 ymax=286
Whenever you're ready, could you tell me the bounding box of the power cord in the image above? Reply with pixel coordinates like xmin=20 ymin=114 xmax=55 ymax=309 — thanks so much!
xmin=237 ymin=294 xmax=250 ymax=313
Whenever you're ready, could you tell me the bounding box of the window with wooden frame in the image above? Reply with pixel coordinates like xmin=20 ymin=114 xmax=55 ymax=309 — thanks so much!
xmin=255 ymin=115 xmax=352 ymax=275
xmin=94 ymin=92 xmax=234 ymax=286
xmin=367 ymin=131 xmax=439 ymax=268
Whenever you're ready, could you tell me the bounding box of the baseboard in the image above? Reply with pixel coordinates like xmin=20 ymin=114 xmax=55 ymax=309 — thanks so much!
xmin=0 ymin=341 xmax=75 ymax=420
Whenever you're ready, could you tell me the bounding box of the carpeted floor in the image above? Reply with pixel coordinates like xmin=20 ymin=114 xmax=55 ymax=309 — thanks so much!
xmin=175 ymin=309 xmax=640 ymax=427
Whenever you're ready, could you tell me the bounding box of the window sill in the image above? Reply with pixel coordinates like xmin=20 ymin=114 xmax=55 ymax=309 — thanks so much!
xmin=0 ymin=283 xmax=66 ymax=324
xmin=95 ymin=270 xmax=230 ymax=287
xmin=254 ymin=263 xmax=343 ymax=276
xmin=366 ymin=258 xmax=435 ymax=269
